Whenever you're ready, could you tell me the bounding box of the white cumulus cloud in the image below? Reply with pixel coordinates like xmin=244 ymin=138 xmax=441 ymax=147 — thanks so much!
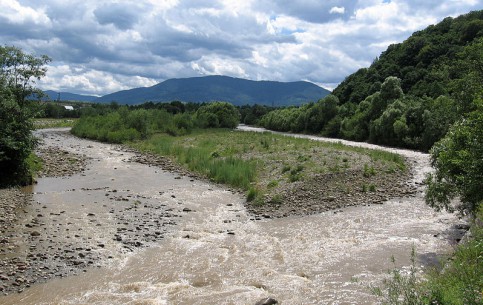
xmin=330 ymin=6 xmax=346 ymax=14
xmin=0 ymin=0 xmax=480 ymax=95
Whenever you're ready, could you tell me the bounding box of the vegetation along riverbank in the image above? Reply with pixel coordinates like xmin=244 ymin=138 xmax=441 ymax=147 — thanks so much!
xmin=1 ymin=9 xmax=481 ymax=304
xmin=70 ymin=104 xmax=413 ymax=218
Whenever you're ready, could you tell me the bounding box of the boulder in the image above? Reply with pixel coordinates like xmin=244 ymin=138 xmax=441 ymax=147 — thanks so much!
xmin=255 ymin=297 xmax=278 ymax=305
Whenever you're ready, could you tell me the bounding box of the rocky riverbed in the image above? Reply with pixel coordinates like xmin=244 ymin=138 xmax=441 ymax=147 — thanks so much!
xmin=0 ymin=128 xmax=467 ymax=305
xmin=0 ymin=137 xmax=183 ymax=295
xmin=0 ymin=128 xmax=459 ymax=299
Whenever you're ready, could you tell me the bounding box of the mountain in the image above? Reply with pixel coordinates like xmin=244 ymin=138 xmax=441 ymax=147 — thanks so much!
xmin=43 ymin=90 xmax=98 ymax=102
xmin=94 ymin=75 xmax=330 ymax=106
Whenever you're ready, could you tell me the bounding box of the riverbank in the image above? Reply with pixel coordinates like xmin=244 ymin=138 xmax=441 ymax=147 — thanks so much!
xmin=0 ymin=128 xmax=464 ymax=304
xmin=0 ymin=143 xmax=91 ymax=294
xmin=0 ymin=130 xmax=182 ymax=295
xmin=0 ymin=128 xmax=419 ymax=294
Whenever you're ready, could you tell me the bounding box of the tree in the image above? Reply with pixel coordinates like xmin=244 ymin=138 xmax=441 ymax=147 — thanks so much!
xmin=196 ymin=101 xmax=240 ymax=128
xmin=305 ymin=95 xmax=339 ymax=134
xmin=0 ymin=46 xmax=51 ymax=106
xmin=425 ymin=98 xmax=483 ymax=216
xmin=0 ymin=46 xmax=50 ymax=186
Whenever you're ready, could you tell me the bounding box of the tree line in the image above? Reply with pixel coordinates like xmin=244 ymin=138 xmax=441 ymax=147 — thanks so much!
xmin=70 ymin=101 xmax=241 ymax=143
xmin=259 ymin=10 xmax=482 ymax=153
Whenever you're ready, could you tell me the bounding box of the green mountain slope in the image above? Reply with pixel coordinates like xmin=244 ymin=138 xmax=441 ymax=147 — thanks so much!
xmin=259 ymin=10 xmax=482 ymax=151
xmin=332 ymin=10 xmax=482 ymax=104
xmin=94 ymin=75 xmax=330 ymax=106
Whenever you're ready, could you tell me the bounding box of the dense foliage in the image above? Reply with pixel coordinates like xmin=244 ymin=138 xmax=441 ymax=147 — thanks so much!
xmin=71 ymin=101 xmax=241 ymax=143
xmin=195 ymin=101 xmax=240 ymax=128
xmin=259 ymin=11 xmax=483 ymax=152
xmin=425 ymin=98 xmax=483 ymax=216
xmin=333 ymin=11 xmax=483 ymax=104
xmin=0 ymin=46 xmax=50 ymax=186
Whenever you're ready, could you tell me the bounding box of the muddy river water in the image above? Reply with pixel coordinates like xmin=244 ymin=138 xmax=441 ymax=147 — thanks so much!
xmin=0 ymin=127 xmax=461 ymax=305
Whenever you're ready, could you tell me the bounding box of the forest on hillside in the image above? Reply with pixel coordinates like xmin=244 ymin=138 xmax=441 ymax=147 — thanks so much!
xmin=259 ymin=10 xmax=482 ymax=152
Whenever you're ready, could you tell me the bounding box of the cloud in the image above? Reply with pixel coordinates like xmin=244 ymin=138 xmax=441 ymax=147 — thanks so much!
xmin=0 ymin=0 xmax=51 ymax=25
xmin=330 ymin=7 xmax=346 ymax=14
xmin=38 ymin=64 xmax=158 ymax=95
xmin=94 ymin=3 xmax=144 ymax=30
xmin=0 ymin=0 xmax=480 ymax=96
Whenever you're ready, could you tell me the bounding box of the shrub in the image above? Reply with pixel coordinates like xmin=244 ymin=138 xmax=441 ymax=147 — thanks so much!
xmin=196 ymin=101 xmax=240 ymax=128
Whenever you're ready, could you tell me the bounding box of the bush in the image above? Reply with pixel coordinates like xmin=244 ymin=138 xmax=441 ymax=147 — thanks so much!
xmin=425 ymin=98 xmax=483 ymax=216
xmin=0 ymin=86 xmax=38 ymax=185
xmin=196 ymin=101 xmax=240 ymax=128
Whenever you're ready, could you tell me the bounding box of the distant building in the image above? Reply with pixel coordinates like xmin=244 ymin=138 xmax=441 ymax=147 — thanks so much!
xmin=64 ymin=105 xmax=74 ymax=111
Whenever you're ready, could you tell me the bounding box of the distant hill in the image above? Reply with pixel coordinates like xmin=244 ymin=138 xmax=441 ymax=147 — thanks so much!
xmin=94 ymin=75 xmax=330 ymax=106
xmin=43 ymin=90 xmax=98 ymax=102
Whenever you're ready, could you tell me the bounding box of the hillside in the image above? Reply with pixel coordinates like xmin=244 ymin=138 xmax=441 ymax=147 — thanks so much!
xmin=259 ymin=10 xmax=482 ymax=151
xmin=332 ymin=10 xmax=482 ymax=104
xmin=94 ymin=75 xmax=330 ymax=106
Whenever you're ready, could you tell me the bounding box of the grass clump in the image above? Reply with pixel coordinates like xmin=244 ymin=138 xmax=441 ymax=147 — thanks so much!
xmin=34 ymin=118 xmax=77 ymax=129
xmin=267 ymin=180 xmax=279 ymax=189
xmin=372 ymin=208 xmax=483 ymax=305
xmin=133 ymin=131 xmax=257 ymax=190
xmin=26 ymin=153 xmax=43 ymax=178
xmin=363 ymin=163 xmax=376 ymax=177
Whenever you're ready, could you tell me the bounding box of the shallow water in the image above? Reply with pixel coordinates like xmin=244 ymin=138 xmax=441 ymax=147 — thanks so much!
xmin=0 ymin=128 xmax=460 ymax=305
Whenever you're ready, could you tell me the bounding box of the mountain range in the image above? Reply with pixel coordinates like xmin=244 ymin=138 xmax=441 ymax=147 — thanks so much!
xmin=43 ymin=90 xmax=98 ymax=102
xmin=44 ymin=75 xmax=330 ymax=106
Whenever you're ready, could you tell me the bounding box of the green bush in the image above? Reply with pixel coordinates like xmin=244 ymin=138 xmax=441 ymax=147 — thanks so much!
xmin=195 ymin=101 xmax=240 ymax=128
xmin=425 ymin=208 xmax=483 ymax=304
xmin=425 ymin=98 xmax=483 ymax=216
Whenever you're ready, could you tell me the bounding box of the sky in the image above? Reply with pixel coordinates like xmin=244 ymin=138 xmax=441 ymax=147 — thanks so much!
xmin=1 ymin=0 xmax=481 ymax=96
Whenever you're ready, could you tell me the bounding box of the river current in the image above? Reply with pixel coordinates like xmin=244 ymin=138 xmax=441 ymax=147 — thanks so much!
xmin=0 ymin=127 xmax=460 ymax=305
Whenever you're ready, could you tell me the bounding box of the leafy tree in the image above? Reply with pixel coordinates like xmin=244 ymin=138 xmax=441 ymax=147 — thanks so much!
xmin=370 ymin=99 xmax=408 ymax=145
xmin=305 ymin=95 xmax=339 ymax=134
xmin=0 ymin=46 xmax=51 ymax=106
xmin=421 ymin=96 xmax=460 ymax=151
xmin=0 ymin=46 xmax=50 ymax=185
xmin=196 ymin=101 xmax=240 ymax=128
xmin=425 ymin=98 xmax=483 ymax=216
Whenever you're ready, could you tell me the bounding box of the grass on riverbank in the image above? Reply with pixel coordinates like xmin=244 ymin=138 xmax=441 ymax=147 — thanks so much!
xmin=130 ymin=128 xmax=406 ymax=205
xmin=34 ymin=118 xmax=77 ymax=129
xmin=373 ymin=208 xmax=483 ymax=304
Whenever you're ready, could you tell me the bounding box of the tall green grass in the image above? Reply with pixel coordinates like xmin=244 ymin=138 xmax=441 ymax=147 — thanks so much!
xmin=133 ymin=132 xmax=257 ymax=189
xmin=131 ymin=129 xmax=407 ymax=203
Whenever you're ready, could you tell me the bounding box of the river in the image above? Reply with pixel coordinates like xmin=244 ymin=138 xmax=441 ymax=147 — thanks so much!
xmin=0 ymin=127 xmax=461 ymax=305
